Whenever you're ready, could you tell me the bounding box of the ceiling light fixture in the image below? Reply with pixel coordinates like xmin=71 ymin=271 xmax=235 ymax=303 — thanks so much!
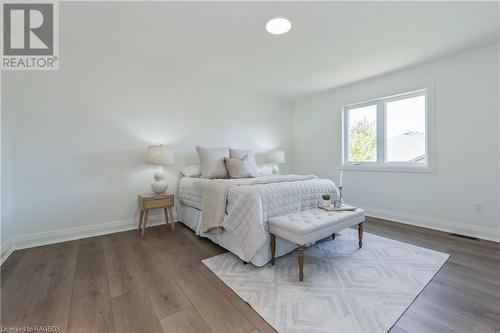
xmin=266 ymin=17 xmax=292 ymax=35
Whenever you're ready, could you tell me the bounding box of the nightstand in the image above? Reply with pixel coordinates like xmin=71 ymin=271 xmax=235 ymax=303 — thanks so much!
xmin=138 ymin=193 xmax=175 ymax=237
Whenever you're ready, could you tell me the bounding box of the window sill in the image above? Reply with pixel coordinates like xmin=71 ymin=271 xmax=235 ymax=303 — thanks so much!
xmin=341 ymin=164 xmax=434 ymax=173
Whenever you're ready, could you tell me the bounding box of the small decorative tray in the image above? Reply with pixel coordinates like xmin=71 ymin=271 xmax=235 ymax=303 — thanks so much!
xmin=318 ymin=204 xmax=357 ymax=211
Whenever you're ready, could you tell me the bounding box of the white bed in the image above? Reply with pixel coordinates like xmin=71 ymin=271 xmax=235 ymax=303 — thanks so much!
xmin=177 ymin=175 xmax=337 ymax=266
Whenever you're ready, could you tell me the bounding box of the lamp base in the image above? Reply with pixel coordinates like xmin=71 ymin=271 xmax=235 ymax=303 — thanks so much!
xmin=151 ymin=167 xmax=168 ymax=194
xmin=272 ymin=164 xmax=280 ymax=175
xmin=151 ymin=181 xmax=168 ymax=194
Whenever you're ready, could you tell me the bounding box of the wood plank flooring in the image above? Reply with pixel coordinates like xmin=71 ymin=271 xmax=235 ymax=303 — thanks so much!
xmin=1 ymin=217 xmax=500 ymax=333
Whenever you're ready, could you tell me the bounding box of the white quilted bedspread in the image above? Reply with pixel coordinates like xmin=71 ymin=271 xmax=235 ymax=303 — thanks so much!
xmin=178 ymin=175 xmax=338 ymax=261
xmin=223 ymin=175 xmax=337 ymax=261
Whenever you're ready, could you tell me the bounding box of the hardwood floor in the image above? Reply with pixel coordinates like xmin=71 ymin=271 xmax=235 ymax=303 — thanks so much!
xmin=1 ymin=217 xmax=500 ymax=333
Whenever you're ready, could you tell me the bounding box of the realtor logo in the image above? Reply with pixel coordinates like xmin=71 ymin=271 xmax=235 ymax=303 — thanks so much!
xmin=1 ymin=1 xmax=59 ymax=70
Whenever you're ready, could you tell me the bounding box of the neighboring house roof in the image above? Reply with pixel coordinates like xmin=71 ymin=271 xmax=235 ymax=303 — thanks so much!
xmin=387 ymin=132 xmax=426 ymax=162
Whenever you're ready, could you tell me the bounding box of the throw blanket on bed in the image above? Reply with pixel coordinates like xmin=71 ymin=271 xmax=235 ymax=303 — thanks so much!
xmin=201 ymin=179 xmax=233 ymax=233
xmin=201 ymin=175 xmax=337 ymax=260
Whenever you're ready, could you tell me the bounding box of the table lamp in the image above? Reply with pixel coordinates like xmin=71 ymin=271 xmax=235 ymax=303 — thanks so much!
xmin=267 ymin=150 xmax=285 ymax=175
xmin=146 ymin=145 xmax=175 ymax=194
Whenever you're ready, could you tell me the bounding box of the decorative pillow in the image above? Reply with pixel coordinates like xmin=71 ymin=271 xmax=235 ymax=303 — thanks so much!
xmin=225 ymin=155 xmax=257 ymax=179
xmin=229 ymin=148 xmax=258 ymax=175
xmin=180 ymin=164 xmax=201 ymax=177
xmin=196 ymin=146 xmax=230 ymax=179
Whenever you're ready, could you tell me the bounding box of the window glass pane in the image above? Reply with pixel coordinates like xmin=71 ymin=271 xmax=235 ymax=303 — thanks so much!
xmin=386 ymin=95 xmax=426 ymax=163
xmin=348 ymin=105 xmax=377 ymax=162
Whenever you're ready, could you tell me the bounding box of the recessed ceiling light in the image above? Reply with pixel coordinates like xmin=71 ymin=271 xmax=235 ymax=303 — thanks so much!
xmin=266 ymin=17 xmax=292 ymax=35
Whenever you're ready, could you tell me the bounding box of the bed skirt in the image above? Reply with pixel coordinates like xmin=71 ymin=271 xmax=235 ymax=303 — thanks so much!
xmin=177 ymin=203 xmax=297 ymax=266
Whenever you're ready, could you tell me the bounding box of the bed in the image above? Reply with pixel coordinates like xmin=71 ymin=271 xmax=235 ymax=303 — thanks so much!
xmin=177 ymin=175 xmax=338 ymax=266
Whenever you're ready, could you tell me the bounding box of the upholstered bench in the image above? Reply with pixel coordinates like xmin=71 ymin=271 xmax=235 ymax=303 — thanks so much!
xmin=268 ymin=208 xmax=365 ymax=281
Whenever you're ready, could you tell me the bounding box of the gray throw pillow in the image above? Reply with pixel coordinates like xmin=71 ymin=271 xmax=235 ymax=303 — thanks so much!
xmin=229 ymin=148 xmax=258 ymax=175
xmin=196 ymin=146 xmax=230 ymax=179
xmin=225 ymin=155 xmax=257 ymax=179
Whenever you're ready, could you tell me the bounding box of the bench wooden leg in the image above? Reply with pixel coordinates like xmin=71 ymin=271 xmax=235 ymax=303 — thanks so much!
xmin=358 ymin=222 xmax=364 ymax=248
xmin=270 ymin=234 xmax=276 ymax=265
xmin=298 ymin=245 xmax=304 ymax=281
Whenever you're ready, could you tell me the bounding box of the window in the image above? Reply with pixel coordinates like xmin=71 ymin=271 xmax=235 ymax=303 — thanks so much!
xmin=347 ymin=104 xmax=377 ymax=162
xmin=343 ymin=89 xmax=432 ymax=171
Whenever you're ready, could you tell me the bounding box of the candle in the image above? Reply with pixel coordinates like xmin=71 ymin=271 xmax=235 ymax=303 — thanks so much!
xmin=339 ymin=170 xmax=343 ymax=187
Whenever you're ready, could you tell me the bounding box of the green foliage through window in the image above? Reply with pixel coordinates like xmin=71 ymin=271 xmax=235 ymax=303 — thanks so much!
xmin=349 ymin=117 xmax=377 ymax=161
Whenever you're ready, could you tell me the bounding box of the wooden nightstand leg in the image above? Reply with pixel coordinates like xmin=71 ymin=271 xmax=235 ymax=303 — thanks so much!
xmin=141 ymin=210 xmax=149 ymax=238
xmin=138 ymin=210 xmax=144 ymax=233
xmin=163 ymin=208 xmax=169 ymax=227
xmin=167 ymin=207 xmax=175 ymax=231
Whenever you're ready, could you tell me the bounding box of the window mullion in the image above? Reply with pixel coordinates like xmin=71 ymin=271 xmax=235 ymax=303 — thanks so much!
xmin=343 ymin=108 xmax=348 ymax=164
xmin=376 ymin=101 xmax=385 ymax=164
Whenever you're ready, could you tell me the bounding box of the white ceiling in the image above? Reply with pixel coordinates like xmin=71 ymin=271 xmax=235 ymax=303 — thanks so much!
xmin=61 ymin=1 xmax=499 ymax=100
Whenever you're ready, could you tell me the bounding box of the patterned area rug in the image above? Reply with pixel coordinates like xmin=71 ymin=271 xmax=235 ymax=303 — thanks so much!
xmin=202 ymin=229 xmax=449 ymax=333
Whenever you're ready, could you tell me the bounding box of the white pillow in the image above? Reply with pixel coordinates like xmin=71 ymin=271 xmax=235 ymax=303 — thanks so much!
xmin=225 ymin=155 xmax=257 ymax=179
xmin=180 ymin=164 xmax=201 ymax=177
xmin=196 ymin=146 xmax=230 ymax=179
xmin=256 ymin=164 xmax=274 ymax=176
xmin=229 ymin=148 xmax=258 ymax=175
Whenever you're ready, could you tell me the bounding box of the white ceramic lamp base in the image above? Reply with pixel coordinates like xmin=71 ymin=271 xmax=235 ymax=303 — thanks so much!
xmin=272 ymin=164 xmax=280 ymax=175
xmin=151 ymin=168 xmax=168 ymax=194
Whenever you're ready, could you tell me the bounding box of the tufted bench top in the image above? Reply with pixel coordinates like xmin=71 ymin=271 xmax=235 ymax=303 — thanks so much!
xmin=268 ymin=208 xmax=365 ymax=245
xmin=269 ymin=208 xmax=365 ymax=235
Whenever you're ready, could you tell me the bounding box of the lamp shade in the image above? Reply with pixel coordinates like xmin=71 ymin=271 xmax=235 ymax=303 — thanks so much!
xmin=146 ymin=145 xmax=175 ymax=165
xmin=267 ymin=150 xmax=285 ymax=164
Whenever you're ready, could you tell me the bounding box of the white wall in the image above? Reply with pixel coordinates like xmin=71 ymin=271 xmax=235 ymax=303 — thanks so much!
xmin=1 ymin=46 xmax=292 ymax=259
xmin=292 ymin=44 xmax=500 ymax=241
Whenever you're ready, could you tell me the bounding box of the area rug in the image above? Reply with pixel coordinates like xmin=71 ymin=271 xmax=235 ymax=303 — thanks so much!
xmin=202 ymin=229 xmax=449 ymax=333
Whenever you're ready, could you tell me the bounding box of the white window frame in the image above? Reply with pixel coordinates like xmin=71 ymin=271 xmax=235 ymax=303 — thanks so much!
xmin=342 ymin=88 xmax=435 ymax=173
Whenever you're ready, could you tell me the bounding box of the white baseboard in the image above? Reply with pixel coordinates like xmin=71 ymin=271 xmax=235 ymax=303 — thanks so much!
xmin=364 ymin=207 xmax=500 ymax=243
xmin=1 ymin=238 xmax=15 ymax=266
xmin=1 ymin=214 xmax=173 ymax=265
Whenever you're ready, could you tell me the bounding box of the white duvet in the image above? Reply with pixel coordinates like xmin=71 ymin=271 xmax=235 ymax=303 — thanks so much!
xmin=179 ymin=175 xmax=338 ymax=261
